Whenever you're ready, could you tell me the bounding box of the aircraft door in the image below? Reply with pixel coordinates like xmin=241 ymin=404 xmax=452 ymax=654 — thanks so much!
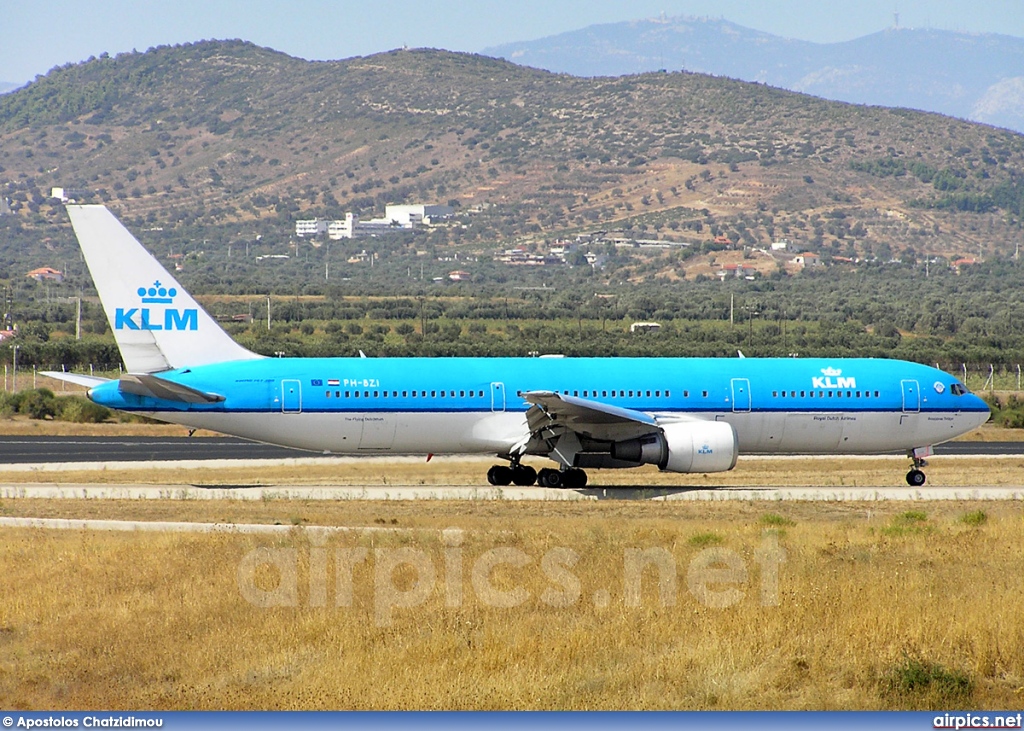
xmin=491 ymin=382 xmax=506 ymax=412
xmin=901 ymin=380 xmax=920 ymax=413
xmin=731 ymin=378 xmax=751 ymax=412
xmin=281 ymin=379 xmax=302 ymax=413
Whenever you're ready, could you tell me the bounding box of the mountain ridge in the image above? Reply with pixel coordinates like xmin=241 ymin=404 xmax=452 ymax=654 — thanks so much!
xmin=483 ymin=18 xmax=1024 ymax=133
xmin=1 ymin=40 xmax=1023 ymax=268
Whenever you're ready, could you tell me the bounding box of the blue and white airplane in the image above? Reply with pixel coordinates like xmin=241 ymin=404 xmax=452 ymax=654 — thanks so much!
xmin=46 ymin=205 xmax=990 ymax=488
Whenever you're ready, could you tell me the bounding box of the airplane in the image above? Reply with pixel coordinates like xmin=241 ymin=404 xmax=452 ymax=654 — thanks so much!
xmin=44 ymin=205 xmax=990 ymax=488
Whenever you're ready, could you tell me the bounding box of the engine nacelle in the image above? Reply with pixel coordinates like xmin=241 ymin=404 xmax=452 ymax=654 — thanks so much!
xmin=611 ymin=420 xmax=738 ymax=473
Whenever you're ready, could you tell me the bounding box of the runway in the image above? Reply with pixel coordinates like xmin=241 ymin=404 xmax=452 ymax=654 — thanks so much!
xmin=1 ymin=483 xmax=1022 ymax=501
xmin=0 ymin=435 xmax=1020 ymax=463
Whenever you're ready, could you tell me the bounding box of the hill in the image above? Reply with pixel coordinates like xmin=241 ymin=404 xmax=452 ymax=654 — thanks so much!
xmin=1 ymin=40 xmax=1024 ymax=270
xmin=483 ymin=18 xmax=1024 ymax=134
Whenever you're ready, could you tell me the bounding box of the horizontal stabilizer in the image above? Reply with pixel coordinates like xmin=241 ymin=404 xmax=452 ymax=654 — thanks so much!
xmin=118 ymin=373 xmax=225 ymax=404
xmin=39 ymin=371 xmax=112 ymax=389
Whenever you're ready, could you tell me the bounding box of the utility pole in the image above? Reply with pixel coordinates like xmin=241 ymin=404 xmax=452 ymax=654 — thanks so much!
xmin=267 ymin=296 xmax=271 ymax=331
xmin=75 ymin=297 xmax=81 ymax=340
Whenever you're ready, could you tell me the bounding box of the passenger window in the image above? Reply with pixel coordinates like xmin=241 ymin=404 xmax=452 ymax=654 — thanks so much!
xmin=460 ymin=390 xmax=465 ymax=397
xmin=336 ymin=391 xmax=340 ymax=398
xmin=684 ymin=391 xmax=689 ymax=398
xmin=773 ymin=391 xmax=778 ymax=397
xmin=354 ymin=391 xmax=360 ymax=398
xmin=780 ymin=391 xmax=786 ymax=398
xmin=702 ymin=390 xmax=708 ymax=398
xmin=800 ymin=391 xmax=805 ymax=397
xmin=326 ymin=391 xmax=330 ymax=398
xmin=656 ymin=390 xmax=661 ymax=397
xmin=874 ymin=391 xmax=880 ymax=397
xmin=403 ymin=391 xmax=407 ymax=397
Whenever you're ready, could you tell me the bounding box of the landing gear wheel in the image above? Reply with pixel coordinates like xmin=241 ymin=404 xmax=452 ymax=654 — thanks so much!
xmin=906 ymin=469 xmax=926 ymax=487
xmin=537 ymin=468 xmax=563 ymax=488
xmin=511 ymin=465 xmax=537 ymax=486
xmin=562 ymin=468 xmax=588 ymax=489
xmin=487 ymin=465 xmax=513 ymax=486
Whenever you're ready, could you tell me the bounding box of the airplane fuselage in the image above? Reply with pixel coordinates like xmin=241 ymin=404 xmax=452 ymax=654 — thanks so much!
xmin=87 ymin=356 xmax=991 ymax=459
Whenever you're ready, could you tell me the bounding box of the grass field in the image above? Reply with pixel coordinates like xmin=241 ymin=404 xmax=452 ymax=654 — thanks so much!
xmin=1 ymin=497 xmax=1022 ymax=710
xmin=1 ymin=454 xmax=1024 ymax=488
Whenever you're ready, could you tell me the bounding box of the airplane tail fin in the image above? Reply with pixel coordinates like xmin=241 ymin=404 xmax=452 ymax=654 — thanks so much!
xmin=66 ymin=205 xmax=262 ymax=373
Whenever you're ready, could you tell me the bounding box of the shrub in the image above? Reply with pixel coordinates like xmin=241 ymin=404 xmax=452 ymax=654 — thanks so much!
xmin=688 ymin=532 xmax=723 ymax=547
xmin=960 ymin=510 xmax=988 ymax=527
xmin=55 ymin=396 xmax=112 ymax=423
xmin=882 ymin=656 xmax=973 ymax=706
xmin=16 ymin=389 xmax=57 ymax=420
xmin=760 ymin=513 xmax=795 ymax=527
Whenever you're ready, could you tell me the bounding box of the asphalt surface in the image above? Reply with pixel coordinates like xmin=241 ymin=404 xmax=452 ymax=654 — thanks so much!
xmin=0 ymin=436 xmax=1019 ymax=464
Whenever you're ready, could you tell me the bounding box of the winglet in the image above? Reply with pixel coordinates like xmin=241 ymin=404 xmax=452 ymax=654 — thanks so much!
xmin=65 ymin=205 xmax=262 ymax=373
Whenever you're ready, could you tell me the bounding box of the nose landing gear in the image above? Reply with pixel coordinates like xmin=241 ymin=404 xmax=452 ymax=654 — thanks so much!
xmin=906 ymin=455 xmax=928 ymax=486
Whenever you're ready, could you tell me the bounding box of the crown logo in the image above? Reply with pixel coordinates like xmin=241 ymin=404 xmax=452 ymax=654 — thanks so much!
xmin=137 ymin=280 xmax=177 ymax=304
xmin=821 ymin=367 xmax=842 ymax=377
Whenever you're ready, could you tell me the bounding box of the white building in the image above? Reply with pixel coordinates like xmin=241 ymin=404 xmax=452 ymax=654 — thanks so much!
xmin=295 ymin=219 xmax=328 ymax=237
xmin=330 ymin=213 xmax=405 ymax=240
xmin=385 ymin=204 xmax=454 ymax=226
xmin=302 ymin=203 xmax=454 ymax=240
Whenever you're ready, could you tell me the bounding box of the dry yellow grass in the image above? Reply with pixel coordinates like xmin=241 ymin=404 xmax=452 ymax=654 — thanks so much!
xmin=0 ymin=499 xmax=1022 ymax=710
xmin=2 ymin=455 xmax=1024 ymax=487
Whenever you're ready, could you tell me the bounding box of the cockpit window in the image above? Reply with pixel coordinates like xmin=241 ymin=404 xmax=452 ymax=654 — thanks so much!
xmin=950 ymin=383 xmax=968 ymax=396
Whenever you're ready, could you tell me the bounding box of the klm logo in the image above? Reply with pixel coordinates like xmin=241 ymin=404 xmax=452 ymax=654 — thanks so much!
xmin=698 ymin=444 xmax=713 ymax=455
xmin=812 ymin=367 xmax=856 ymax=389
xmin=115 ymin=281 xmax=197 ymax=331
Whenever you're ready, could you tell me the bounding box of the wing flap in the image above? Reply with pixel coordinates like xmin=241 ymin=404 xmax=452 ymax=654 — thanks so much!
xmin=524 ymin=390 xmax=661 ymax=442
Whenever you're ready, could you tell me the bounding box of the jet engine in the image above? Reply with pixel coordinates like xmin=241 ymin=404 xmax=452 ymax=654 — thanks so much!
xmin=611 ymin=420 xmax=738 ymax=473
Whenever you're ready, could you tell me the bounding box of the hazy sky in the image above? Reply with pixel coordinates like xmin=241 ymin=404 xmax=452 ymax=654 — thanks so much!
xmin=2 ymin=0 xmax=1023 ymax=85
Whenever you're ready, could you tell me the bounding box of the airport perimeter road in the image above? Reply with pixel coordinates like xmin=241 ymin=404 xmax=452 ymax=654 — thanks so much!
xmin=0 ymin=436 xmax=1020 ymax=464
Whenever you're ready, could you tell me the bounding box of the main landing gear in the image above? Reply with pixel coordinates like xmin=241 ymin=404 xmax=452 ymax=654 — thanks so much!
xmin=486 ymin=462 xmax=588 ymax=489
xmin=486 ymin=462 xmax=537 ymax=487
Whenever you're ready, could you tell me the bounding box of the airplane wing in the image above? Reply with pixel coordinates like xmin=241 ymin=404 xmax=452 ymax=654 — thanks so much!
xmin=40 ymin=371 xmax=112 ymax=389
xmin=523 ymin=390 xmax=662 ymax=443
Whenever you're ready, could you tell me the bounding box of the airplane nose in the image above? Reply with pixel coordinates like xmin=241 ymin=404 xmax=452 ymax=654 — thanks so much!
xmin=968 ymin=395 xmax=991 ymax=428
